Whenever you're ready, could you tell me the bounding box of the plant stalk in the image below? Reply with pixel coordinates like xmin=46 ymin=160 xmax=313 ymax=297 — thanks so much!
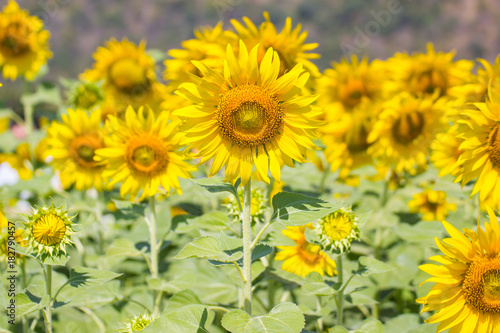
xmin=44 ymin=265 xmax=53 ymax=333
xmin=242 ymin=181 xmax=253 ymax=314
xmin=336 ymin=254 xmax=344 ymax=326
xmin=149 ymin=196 xmax=160 ymax=316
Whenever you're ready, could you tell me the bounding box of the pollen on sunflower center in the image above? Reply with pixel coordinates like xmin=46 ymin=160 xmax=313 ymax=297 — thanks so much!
xmin=126 ymin=135 xmax=168 ymax=177
xmin=0 ymin=22 xmax=31 ymax=57
xmin=70 ymin=134 xmax=103 ymax=168
xmin=109 ymin=58 xmax=147 ymax=92
xmin=463 ymin=256 xmax=500 ymax=313
xmin=392 ymin=111 xmax=425 ymax=144
xmin=32 ymin=214 xmax=66 ymax=246
xmin=217 ymin=85 xmax=283 ymax=147
xmin=487 ymin=123 xmax=500 ymax=166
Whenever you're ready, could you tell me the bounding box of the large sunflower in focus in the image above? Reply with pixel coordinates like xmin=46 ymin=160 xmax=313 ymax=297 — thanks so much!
xmin=175 ymin=42 xmax=322 ymax=185
xmin=368 ymin=92 xmax=447 ymax=175
xmin=417 ymin=209 xmax=500 ymax=332
xmin=0 ymin=0 xmax=52 ymax=81
xmin=95 ymin=106 xmax=196 ymax=201
xmin=231 ymin=12 xmax=320 ymax=77
xmin=45 ymin=109 xmax=107 ymax=191
xmin=83 ymin=38 xmax=167 ymax=112
xmin=385 ymin=43 xmax=473 ymax=98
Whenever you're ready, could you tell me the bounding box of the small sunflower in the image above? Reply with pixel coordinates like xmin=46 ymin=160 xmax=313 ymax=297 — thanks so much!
xmin=430 ymin=124 xmax=464 ymax=178
xmin=175 ymin=41 xmax=322 ymax=186
xmin=22 ymin=202 xmax=75 ymax=259
xmin=368 ymin=92 xmax=447 ymax=175
xmin=417 ymin=209 xmax=500 ymax=332
xmin=119 ymin=313 xmax=156 ymax=333
xmin=45 ymin=109 xmax=108 ymax=191
xmin=82 ymin=38 xmax=167 ymax=111
xmin=314 ymin=208 xmax=360 ymax=254
xmin=95 ymin=106 xmax=196 ymax=201
xmin=231 ymin=11 xmax=320 ymax=78
xmin=0 ymin=142 xmax=33 ymax=180
xmin=275 ymin=223 xmax=337 ymax=278
xmin=385 ymin=43 xmax=473 ymax=98
xmin=65 ymin=81 xmax=104 ymax=112
xmin=0 ymin=0 xmax=52 ymax=81
xmin=408 ymin=189 xmax=457 ymax=221
xmin=225 ymin=187 xmax=266 ymax=224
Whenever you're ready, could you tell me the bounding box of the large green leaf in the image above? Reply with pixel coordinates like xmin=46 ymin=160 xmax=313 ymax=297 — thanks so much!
xmin=221 ymin=303 xmax=305 ymax=333
xmin=67 ymin=266 xmax=122 ymax=288
xmin=353 ymin=319 xmax=385 ymax=333
xmin=106 ymin=238 xmax=143 ymax=257
xmin=271 ymin=192 xmax=340 ymax=226
xmin=353 ymin=257 xmax=395 ymax=277
xmin=143 ymin=304 xmax=209 ymax=333
xmin=302 ymin=272 xmax=335 ymax=296
xmin=192 ymin=177 xmax=240 ymax=198
xmin=173 ymin=236 xmax=243 ymax=262
xmin=187 ymin=212 xmax=231 ymax=230
xmin=14 ymin=293 xmax=49 ymax=317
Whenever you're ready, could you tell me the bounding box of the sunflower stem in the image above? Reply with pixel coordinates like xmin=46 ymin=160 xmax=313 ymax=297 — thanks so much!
xmin=316 ymin=295 xmax=324 ymax=333
xmin=336 ymin=254 xmax=344 ymax=326
xmin=95 ymin=191 xmax=105 ymax=255
xmin=242 ymin=181 xmax=253 ymax=314
xmin=44 ymin=265 xmax=53 ymax=333
xmin=149 ymin=196 xmax=160 ymax=316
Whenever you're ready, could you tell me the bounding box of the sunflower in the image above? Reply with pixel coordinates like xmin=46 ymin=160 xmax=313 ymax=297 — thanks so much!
xmin=314 ymin=208 xmax=360 ymax=254
xmin=430 ymin=124 xmax=464 ymax=178
xmin=175 ymin=42 xmax=322 ymax=186
xmin=82 ymin=38 xmax=167 ymax=112
xmin=368 ymin=92 xmax=447 ymax=175
xmin=164 ymin=22 xmax=238 ymax=89
xmin=119 ymin=313 xmax=156 ymax=333
xmin=0 ymin=142 xmax=33 ymax=180
xmin=408 ymin=189 xmax=457 ymax=222
xmin=275 ymin=223 xmax=337 ymax=277
xmin=225 ymin=187 xmax=266 ymax=224
xmin=385 ymin=43 xmax=473 ymax=98
xmin=65 ymin=81 xmax=103 ymax=112
xmin=417 ymin=209 xmax=500 ymax=332
xmin=22 ymin=202 xmax=75 ymax=259
xmin=0 ymin=210 xmax=26 ymax=262
xmin=0 ymin=1 xmax=52 ymax=81
xmin=231 ymin=11 xmax=320 ymax=78
xmin=45 ymin=109 xmax=107 ymax=191
xmin=95 ymin=106 xmax=196 ymax=201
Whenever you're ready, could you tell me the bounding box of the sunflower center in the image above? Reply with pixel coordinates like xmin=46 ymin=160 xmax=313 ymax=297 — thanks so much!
xmin=322 ymin=213 xmax=353 ymax=241
xmin=217 ymin=85 xmax=283 ymax=147
xmin=487 ymin=123 xmax=500 ymax=166
xmin=345 ymin=121 xmax=371 ymax=153
xmin=340 ymin=79 xmax=367 ymax=108
xmin=32 ymin=214 xmax=66 ymax=246
xmin=109 ymin=58 xmax=148 ymax=93
xmin=70 ymin=134 xmax=103 ymax=168
xmin=412 ymin=69 xmax=448 ymax=96
xmin=297 ymin=243 xmax=322 ymax=265
xmin=463 ymin=256 xmax=500 ymax=313
xmin=0 ymin=21 xmax=32 ymax=57
xmin=126 ymin=135 xmax=168 ymax=177
xmin=392 ymin=111 xmax=425 ymax=144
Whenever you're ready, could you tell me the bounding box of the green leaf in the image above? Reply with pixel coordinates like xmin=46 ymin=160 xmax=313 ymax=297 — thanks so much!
xmin=143 ymin=304 xmax=209 ymax=333
xmin=14 ymin=293 xmax=49 ymax=317
xmin=58 ymin=280 xmax=120 ymax=309
xmin=353 ymin=256 xmax=395 ymax=277
xmin=106 ymin=238 xmax=143 ymax=257
xmin=221 ymin=302 xmax=305 ymax=333
xmin=42 ymin=254 xmax=70 ymax=266
xmin=302 ymin=272 xmax=335 ymax=296
xmin=192 ymin=177 xmax=240 ymax=198
xmin=67 ymin=266 xmax=122 ymax=288
xmin=174 ymin=236 xmax=243 ymax=262
xmin=271 ymin=192 xmax=340 ymax=226
xmin=385 ymin=314 xmax=420 ymax=333
xmin=330 ymin=327 xmax=349 ymax=333
xmin=354 ymin=319 xmax=385 ymax=333
xmin=187 ymin=212 xmax=230 ymax=230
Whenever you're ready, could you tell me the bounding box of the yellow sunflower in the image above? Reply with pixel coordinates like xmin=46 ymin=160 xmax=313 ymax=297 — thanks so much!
xmin=0 ymin=210 xmax=26 ymax=262
xmin=385 ymin=43 xmax=473 ymax=98
xmin=408 ymin=189 xmax=457 ymax=221
xmin=164 ymin=22 xmax=238 ymax=89
xmin=430 ymin=124 xmax=464 ymax=179
xmin=0 ymin=142 xmax=33 ymax=180
xmin=119 ymin=313 xmax=156 ymax=333
xmin=417 ymin=209 xmax=500 ymax=332
xmin=45 ymin=109 xmax=107 ymax=191
xmin=175 ymin=42 xmax=322 ymax=186
xmin=368 ymin=92 xmax=447 ymax=175
xmin=95 ymin=106 xmax=196 ymax=201
xmin=231 ymin=11 xmax=320 ymax=78
xmin=275 ymin=223 xmax=337 ymax=277
xmin=314 ymin=208 xmax=360 ymax=254
xmin=0 ymin=1 xmax=52 ymax=81
xmin=82 ymin=38 xmax=167 ymax=112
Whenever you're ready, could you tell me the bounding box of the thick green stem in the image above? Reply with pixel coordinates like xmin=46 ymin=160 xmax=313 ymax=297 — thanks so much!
xmin=21 ymin=260 xmax=29 ymax=333
xmin=242 ymin=182 xmax=253 ymax=314
xmin=336 ymin=255 xmax=344 ymax=326
xmin=44 ymin=265 xmax=53 ymax=333
xmin=149 ymin=196 xmax=160 ymax=316
xmin=95 ymin=192 xmax=105 ymax=254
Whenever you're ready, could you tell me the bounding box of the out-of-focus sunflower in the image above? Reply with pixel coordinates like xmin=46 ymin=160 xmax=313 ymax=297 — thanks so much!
xmin=430 ymin=124 xmax=463 ymax=179
xmin=0 ymin=0 xmax=52 ymax=81
xmin=385 ymin=43 xmax=473 ymax=98
xmin=231 ymin=11 xmax=320 ymax=77
xmin=368 ymin=92 xmax=447 ymax=175
xmin=0 ymin=210 xmax=26 ymax=262
xmin=164 ymin=22 xmax=238 ymax=89
xmin=82 ymin=38 xmax=167 ymax=112
xmin=0 ymin=142 xmax=33 ymax=180
xmin=275 ymin=223 xmax=337 ymax=278
xmin=175 ymin=42 xmax=322 ymax=186
xmin=45 ymin=109 xmax=107 ymax=191
xmin=408 ymin=189 xmax=456 ymax=221
xmin=65 ymin=81 xmax=104 ymax=112
xmin=95 ymin=106 xmax=196 ymax=201
xmin=417 ymin=209 xmax=500 ymax=332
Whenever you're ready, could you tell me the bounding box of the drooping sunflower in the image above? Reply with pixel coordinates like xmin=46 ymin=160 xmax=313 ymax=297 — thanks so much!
xmin=45 ymin=109 xmax=107 ymax=191
xmin=164 ymin=22 xmax=238 ymax=89
xmin=275 ymin=223 xmax=337 ymax=278
xmin=175 ymin=42 xmax=322 ymax=185
xmin=408 ymin=189 xmax=457 ymax=221
xmin=95 ymin=106 xmax=196 ymax=201
xmin=22 ymin=202 xmax=75 ymax=259
xmin=82 ymin=38 xmax=167 ymax=112
xmin=314 ymin=208 xmax=360 ymax=254
xmin=368 ymin=92 xmax=447 ymax=175
xmin=430 ymin=124 xmax=464 ymax=179
xmin=231 ymin=11 xmax=320 ymax=78
xmin=385 ymin=43 xmax=473 ymax=98
xmin=0 ymin=0 xmax=52 ymax=81
xmin=417 ymin=209 xmax=500 ymax=332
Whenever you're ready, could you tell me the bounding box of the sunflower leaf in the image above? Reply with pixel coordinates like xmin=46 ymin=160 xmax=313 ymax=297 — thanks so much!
xmin=142 ymin=304 xmax=209 ymax=333
xmin=353 ymin=256 xmax=395 ymax=277
xmin=302 ymin=272 xmax=335 ymax=296
xmin=173 ymin=236 xmax=243 ymax=262
xmin=191 ymin=177 xmax=240 ymax=199
xmin=67 ymin=266 xmax=122 ymax=288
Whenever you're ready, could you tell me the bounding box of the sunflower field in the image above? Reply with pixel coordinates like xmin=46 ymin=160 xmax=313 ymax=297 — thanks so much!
xmin=1 ymin=1 xmax=500 ymax=332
